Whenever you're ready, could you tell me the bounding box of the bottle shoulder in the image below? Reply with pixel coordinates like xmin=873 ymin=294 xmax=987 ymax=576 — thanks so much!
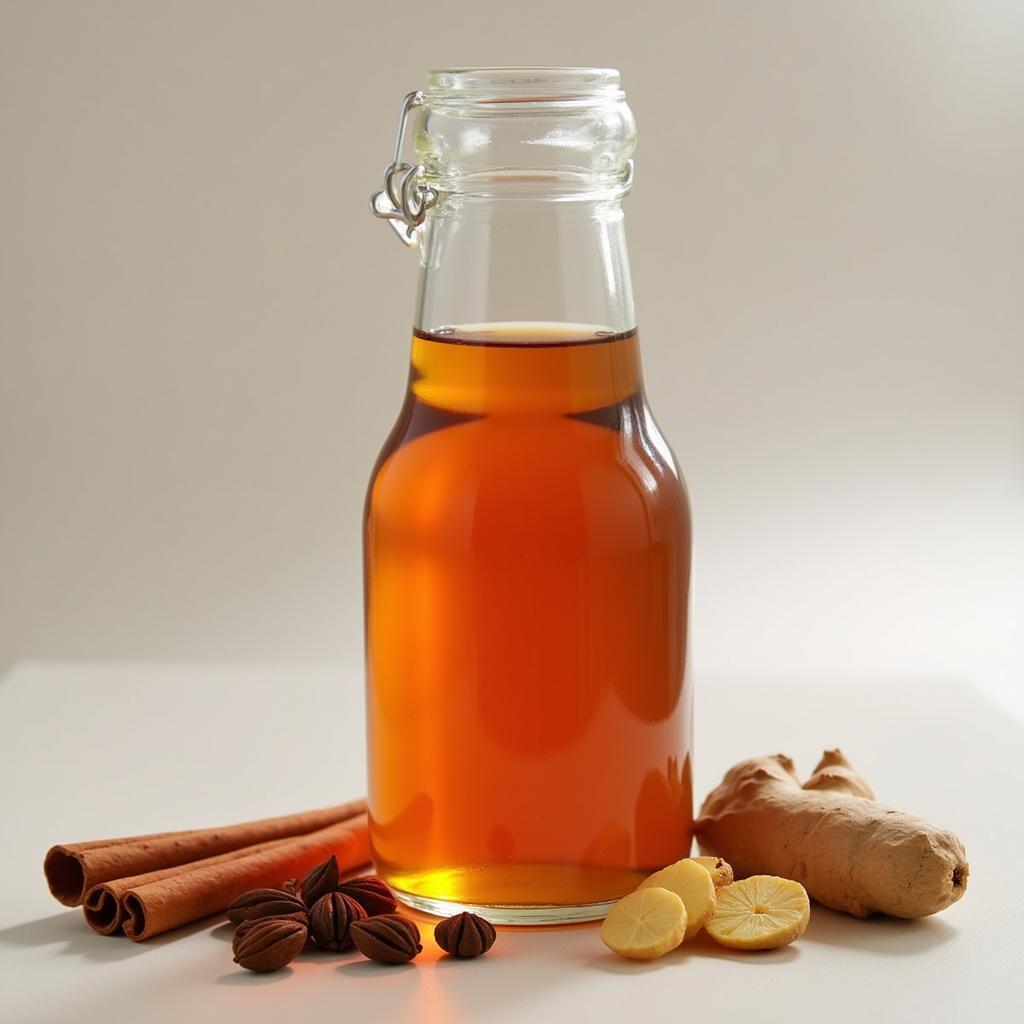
xmin=366 ymin=398 xmax=689 ymax=543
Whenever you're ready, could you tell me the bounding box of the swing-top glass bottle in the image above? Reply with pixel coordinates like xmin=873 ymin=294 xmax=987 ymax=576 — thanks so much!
xmin=365 ymin=68 xmax=692 ymax=924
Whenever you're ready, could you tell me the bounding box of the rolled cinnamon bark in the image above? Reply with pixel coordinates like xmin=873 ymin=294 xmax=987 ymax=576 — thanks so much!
xmin=117 ymin=814 xmax=369 ymax=940
xmin=46 ymin=799 xmax=365 ymax=907
xmin=82 ymin=832 xmax=302 ymax=935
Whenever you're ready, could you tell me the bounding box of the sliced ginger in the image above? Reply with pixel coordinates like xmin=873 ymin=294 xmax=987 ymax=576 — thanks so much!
xmin=638 ymin=858 xmax=717 ymax=939
xmin=691 ymin=856 xmax=734 ymax=888
xmin=705 ymin=875 xmax=810 ymax=950
xmin=601 ymin=886 xmax=687 ymax=960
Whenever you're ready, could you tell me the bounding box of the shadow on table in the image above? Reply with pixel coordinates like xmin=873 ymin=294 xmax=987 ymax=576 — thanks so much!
xmin=0 ymin=910 xmax=213 ymax=962
xmin=688 ymin=931 xmax=801 ymax=963
xmin=584 ymin=931 xmax=800 ymax=974
xmin=209 ymin=920 xmax=235 ymax=944
xmin=213 ymin=919 xmax=369 ymax=982
xmin=583 ymin=949 xmax=690 ymax=975
xmin=586 ymin=906 xmax=955 ymax=966
xmin=337 ymin=958 xmax=418 ymax=977
xmin=216 ymin=966 xmax=294 ymax=985
xmin=802 ymin=905 xmax=957 ymax=954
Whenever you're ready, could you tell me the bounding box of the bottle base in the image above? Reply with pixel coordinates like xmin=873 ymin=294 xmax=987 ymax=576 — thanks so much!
xmin=393 ymin=886 xmax=615 ymax=926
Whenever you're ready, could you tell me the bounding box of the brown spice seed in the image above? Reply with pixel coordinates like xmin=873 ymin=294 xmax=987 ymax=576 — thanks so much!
xmin=300 ymin=854 xmax=340 ymax=908
xmin=434 ymin=912 xmax=497 ymax=958
xmin=309 ymin=891 xmax=366 ymax=951
xmin=337 ymin=875 xmax=398 ymax=917
xmin=226 ymin=887 xmax=308 ymax=926
xmin=232 ymin=917 xmax=307 ymax=973
xmin=350 ymin=914 xmax=422 ymax=964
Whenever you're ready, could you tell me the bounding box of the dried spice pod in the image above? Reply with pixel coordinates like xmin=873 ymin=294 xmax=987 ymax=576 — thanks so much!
xmin=226 ymin=887 xmax=308 ymax=925
xmin=232 ymin=917 xmax=263 ymax=942
xmin=300 ymin=854 xmax=339 ymax=908
xmin=282 ymin=878 xmax=298 ymax=895
xmin=233 ymin=913 xmax=309 ymax=951
xmin=309 ymin=891 xmax=366 ymax=951
xmin=232 ymin=917 xmax=308 ymax=973
xmin=350 ymin=914 xmax=422 ymax=964
xmin=434 ymin=911 xmax=496 ymax=959
xmin=337 ymin=875 xmax=398 ymax=917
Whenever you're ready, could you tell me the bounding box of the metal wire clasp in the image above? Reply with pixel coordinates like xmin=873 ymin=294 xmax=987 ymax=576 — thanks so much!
xmin=369 ymin=91 xmax=439 ymax=247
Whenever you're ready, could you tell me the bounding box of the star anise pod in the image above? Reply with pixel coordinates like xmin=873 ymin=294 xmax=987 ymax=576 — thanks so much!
xmin=350 ymin=914 xmax=422 ymax=964
xmin=337 ymin=875 xmax=398 ymax=917
xmin=434 ymin=912 xmax=497 ymax=958
xmin=299 ymin=854 xmax=339 ymax=908
xmin=232 ymin=917 xmax=307 ymax=973
xmin=226 ymin=887 xmax=308 ymax=926
xmin=308 ymin=891 xmax=366 ymax=952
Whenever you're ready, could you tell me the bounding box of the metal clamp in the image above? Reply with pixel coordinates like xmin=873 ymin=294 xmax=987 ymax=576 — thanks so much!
xmin=369 ymin=91 xmax=439 ymax=247
xmin=621 ymin=158 xmax=635 ymax=193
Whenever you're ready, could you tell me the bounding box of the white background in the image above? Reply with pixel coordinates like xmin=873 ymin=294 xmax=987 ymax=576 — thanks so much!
xmin=2 ymin=1 xmax=1021 ymax=716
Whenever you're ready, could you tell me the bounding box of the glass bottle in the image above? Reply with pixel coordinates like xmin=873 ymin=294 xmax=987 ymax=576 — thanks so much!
xmin=365 ymin=68 xmax=692 ymax=925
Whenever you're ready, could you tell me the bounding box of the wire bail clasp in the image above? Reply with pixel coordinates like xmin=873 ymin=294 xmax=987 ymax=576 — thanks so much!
xmin=369 ymin=91 xmax=438 ymax=247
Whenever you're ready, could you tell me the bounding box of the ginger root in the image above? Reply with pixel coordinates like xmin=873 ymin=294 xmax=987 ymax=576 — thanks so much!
xmin=695 ymin=750 xmax=968 ymax=918
xmin=802 ymin=748 xmax=875 ymax=800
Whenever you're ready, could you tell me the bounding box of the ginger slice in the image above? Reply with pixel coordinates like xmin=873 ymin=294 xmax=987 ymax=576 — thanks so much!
xmin=600 ymin=886 xmax=687 ymax=960
xmin=638 ymin=858 xmax=717 ymax=939
xmin=691 ymin=856 xmax=734 ymax=888
xmin=705 ymin=875 xmax=810 ymax=950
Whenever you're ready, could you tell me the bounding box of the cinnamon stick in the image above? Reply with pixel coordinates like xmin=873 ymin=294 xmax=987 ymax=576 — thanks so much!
xmin=115 ymin=814 xmax=369 ymax=940
xmin=45 ymin=799 xmax=365 ymax=907
xmin=82 ymin=831 xmax=304 ymax=935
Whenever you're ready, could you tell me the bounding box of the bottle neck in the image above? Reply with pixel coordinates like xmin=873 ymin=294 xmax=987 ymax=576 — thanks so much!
xmin=409 ymin=325 xmax=643 ymax=416
xmin=413 ymin=195 xmax=636 ymax=335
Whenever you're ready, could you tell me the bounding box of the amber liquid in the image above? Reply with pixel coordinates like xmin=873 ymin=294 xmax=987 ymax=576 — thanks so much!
xmin=364 ymin=323 xmax=692 ymax=919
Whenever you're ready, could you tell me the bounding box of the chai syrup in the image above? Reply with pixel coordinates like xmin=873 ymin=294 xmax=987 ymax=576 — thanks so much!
xmin=364 ymin=323 xmax=692 ymax=914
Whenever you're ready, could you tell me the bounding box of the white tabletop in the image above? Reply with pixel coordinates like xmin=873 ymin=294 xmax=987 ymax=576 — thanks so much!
xmin=1 ymin=662 xmax=1019 ymax=1023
